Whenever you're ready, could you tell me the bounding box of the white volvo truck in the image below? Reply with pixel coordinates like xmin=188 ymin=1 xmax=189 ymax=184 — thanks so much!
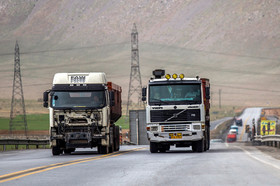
xmin=43 ymin=72 xmax=122 ymax=155
xmin=142 ymin=69 xmax=210 ymax=153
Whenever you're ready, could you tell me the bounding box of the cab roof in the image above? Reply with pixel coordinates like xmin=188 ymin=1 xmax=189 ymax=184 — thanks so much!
xmin=53 ymin=72 xmax=107 ymax=85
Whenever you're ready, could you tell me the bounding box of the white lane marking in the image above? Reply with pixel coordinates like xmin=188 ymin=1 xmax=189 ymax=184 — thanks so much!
xmin=237 ymin=146 xmax=280 ymax=171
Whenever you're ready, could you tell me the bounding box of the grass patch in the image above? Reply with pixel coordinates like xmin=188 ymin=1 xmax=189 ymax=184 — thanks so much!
xmin=1 ymin=114 xmax=130 ymax=131
xmin=0 ymin=145 xmax=50 ymax=151
xmin=0 ymin=114 xmax=49 ymax=131
xmin=115 ymin=115 xmax=129 ymax=129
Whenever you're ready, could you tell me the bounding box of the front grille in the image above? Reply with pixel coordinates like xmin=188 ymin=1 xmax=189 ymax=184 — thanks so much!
xmin=150 ymin=109 xmax=200 ymax=122
xmin=162 ymin=124 xmax=190 ymax=132
xmin=69 ymin=118 xmax=88 ymax=124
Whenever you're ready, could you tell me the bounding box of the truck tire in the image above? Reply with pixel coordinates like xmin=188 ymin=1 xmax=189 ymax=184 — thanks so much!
xmin=159 ymin=144 xmax=170 ymax=152
xmin=64 ymin=148 xmax=75 ymax=154
xmin=197 ymin=139 xmax=204 ymax=153
xmin=192 ymin=143 xmax=198 ymax=152
xmin=109 ymin=143 xmax=114 ymax=153
xmin=98 ymin=145 xmax=109 ymax=154
xmin=204 ymin=131 xmax=208 ymax=151
xmin=52 ymin=146 xmax=61 ymax=156
xmin=206 ymin=127 xmax=210 ymax=150
xmin=159 ymin=149 xmax=166 ymax=153
xmin=150 ymin=142 xmax=158 ymax=153
xmin=114 ymin=125 xmax=120 ymax=151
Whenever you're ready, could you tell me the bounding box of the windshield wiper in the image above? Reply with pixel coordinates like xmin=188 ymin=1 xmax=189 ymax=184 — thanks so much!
xmin=150 ymin=98 xmax=169 ymax=105
xmin=187 ymin=101 xmax=201 ymax=105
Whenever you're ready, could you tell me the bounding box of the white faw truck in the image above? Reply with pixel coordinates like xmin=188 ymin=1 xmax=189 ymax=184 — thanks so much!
xmin=43 ymin=72 xmax=122 ymax=155
xmin=142 ymin=69 xmax=210 ymax=153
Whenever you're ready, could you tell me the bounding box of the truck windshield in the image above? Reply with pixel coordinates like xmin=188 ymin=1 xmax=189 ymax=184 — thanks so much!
xmin=149 ymin=84 xmax=201 ymax=105
xmin=51 ymin=91 xmax=106 ymax=109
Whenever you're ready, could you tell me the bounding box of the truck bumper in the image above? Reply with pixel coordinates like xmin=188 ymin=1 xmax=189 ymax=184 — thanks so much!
xmin=147 ymin=131 xmax=204 ymax=143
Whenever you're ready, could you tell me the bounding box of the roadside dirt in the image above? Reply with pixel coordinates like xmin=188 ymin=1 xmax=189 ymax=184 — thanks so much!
xmin=255 ymin=145 xmax=280 ymax=161
xmin=262 ymin=108 xmax=280 ymax=117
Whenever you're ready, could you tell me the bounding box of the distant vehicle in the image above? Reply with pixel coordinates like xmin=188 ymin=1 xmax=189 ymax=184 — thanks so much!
xmin=235 ymin=118 xmax=243 ymax=126
xmin=210 ymin=139 xmax=224 ymax=143
xmin=230 ymin=125 xmax=239 ymax=133
xmin=227 ymin=133 xmax=237 ymax=142
xmin=229 ymin=129 xmax=237 ymax=134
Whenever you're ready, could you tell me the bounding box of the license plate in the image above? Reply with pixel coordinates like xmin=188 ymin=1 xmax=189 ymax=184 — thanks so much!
xmin=169 ymin=133 xmax=182 ymax=139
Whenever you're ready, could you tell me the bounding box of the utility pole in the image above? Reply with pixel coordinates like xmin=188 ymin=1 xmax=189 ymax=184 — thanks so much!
xmin=9 ymin=41 xmax=27 ymax=136
xmin=126 ymin=23 xmax=144 ymax=116
xmin=219 ymin=89 xmax=222 ymax=109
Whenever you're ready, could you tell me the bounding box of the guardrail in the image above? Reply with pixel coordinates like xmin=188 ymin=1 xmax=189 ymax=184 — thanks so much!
xmin=253 ymin=135 xmax=280 ymax=148
xmin=0 ymin=139 xmax=49 ymax=151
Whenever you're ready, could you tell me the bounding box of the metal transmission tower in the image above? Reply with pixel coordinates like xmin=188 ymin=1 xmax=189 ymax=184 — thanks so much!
xmin=126 ymin=23 xmax=144 ymax=115
xmin=9 ymin=41 xmax=27 ymax=136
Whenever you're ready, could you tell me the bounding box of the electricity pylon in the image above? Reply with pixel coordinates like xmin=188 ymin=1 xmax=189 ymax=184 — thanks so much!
xmin=126 ymin=23 xmax=144 ymax=116
xmin=9 ymin=41 xmax=27 ymax=136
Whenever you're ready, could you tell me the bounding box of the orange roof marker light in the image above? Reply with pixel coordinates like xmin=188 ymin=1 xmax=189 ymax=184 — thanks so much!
xmin=172 ymin=73 xmax=178 ymax=79
xmin=165 ymin=74 xmax=171 ymax=80
xmin=179 ymin=74 xmax=184 ymax=80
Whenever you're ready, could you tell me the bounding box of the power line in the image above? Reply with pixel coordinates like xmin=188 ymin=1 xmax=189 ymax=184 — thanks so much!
xmin=0 ymin=83 xmax=50 ymax=89
xmin=0 ymin=41 xmax=278 ymax=62
xmin=0 ymin=57 xmax=129 ymax=73
xmin=147 ymin=42 xmax=280 ymax=62
xmin=141 ymin=56 xmax=280 ymax=77
xmin=0 ymin=42 xmax=129 ymax=57
xmin=213 ymin=84 xmax=280 ymax=93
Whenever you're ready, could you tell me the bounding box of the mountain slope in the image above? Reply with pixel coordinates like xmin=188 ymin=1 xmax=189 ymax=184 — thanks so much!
xmin=0 ymin=0 xmax=279 ymax=106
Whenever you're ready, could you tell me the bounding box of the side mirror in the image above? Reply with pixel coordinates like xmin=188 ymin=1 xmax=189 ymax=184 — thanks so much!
xmin=142 ymin=87 xmax=147 ymax=101
xmin=109 ymin=91 xmax=115 ymax=106
xmin=43 ymin=91 xmax=49 ymax=108
xmin=205 ymin=87 xmax=210 ymax=99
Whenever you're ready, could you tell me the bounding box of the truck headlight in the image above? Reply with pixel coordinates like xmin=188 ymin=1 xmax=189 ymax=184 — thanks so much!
xmin=193 ymin=124 xmax=201 ymax=130
xmin=151 ymin=126 xmax=158 ymax=131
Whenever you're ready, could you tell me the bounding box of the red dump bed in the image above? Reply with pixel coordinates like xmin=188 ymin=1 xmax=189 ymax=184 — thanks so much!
xmin=108 ymin=82 xmax=122 ymax=123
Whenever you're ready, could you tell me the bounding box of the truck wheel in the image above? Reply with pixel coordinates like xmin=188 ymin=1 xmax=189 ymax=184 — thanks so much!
xmin=52 ymin=146 xmax=61 ymax=156
xmin=165 ymin=145 xmax=170 ymax=151
xmin=109 ymin=144 xmax=114 ymax=153
xmin=114 ymin=126 xmax=120 ymax=151
xmin=204 ymin=131 xmax=208 ymax=151
xmin=197 ymin=139 xmax=204 ymax=153
xmin=207 ymin=128 xmax=210 ymax=150
xmin=98 ymin=145 xmax=109 ymax=154
xmin=64 ymin=148 xmax=75 ymax=154
xmin=192 ymin=143 xmax=198 ymax=152
xmin=150 ymin=142 xmax=158 ymax=153
xmin=159 ymin=148 xmax=166 ymax=153
xmin=159 ymin=144 xmax=170 ymax=152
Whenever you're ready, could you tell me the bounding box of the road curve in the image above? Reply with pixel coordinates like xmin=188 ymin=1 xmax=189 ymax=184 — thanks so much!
xmin=235 ymin=107 xmax=262 ymax=141
xmin=210 ymin=117 xmax=232 ymax=131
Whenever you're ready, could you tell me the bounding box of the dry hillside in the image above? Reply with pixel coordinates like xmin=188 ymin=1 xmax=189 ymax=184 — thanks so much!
xmin=0 ymin=0 xmax=279 ymax=107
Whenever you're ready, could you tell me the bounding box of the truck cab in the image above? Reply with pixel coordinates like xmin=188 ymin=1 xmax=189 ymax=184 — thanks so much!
xmin=43 ymin=72 xmax=121 ymax=155
xmin=142 ymin=70 xmax=210 ymax=153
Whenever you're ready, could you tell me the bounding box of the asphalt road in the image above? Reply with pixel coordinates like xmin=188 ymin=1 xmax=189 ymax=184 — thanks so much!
xmin=210 ymin=117 xmax=232 ymax=131
xmin=1 ymin=142 xmax=280 ymax=186
xmin=234 ymin=107 xmax=262 ymax=141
